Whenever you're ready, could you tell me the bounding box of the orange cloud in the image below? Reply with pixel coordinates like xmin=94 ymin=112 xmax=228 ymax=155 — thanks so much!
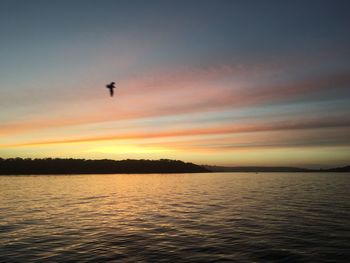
xmin=4 ymin=116 xmax=350 ymax=148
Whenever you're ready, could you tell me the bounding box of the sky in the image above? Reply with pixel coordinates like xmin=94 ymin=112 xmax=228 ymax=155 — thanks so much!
xmin=1 ymin=0 xmax=350 ymax=167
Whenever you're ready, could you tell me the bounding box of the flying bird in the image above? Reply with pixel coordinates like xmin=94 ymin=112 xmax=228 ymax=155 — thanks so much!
xmin=106 ymin=82 xmax=116 ymax=97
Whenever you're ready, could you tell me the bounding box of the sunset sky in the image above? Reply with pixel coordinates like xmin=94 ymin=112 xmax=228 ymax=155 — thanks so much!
xmin=1 ymin=0 xmax=349 ymax=167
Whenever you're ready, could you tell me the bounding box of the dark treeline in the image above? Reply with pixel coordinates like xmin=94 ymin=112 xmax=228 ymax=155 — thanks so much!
xmin=0 ymin=158 xmax=210 ymax=175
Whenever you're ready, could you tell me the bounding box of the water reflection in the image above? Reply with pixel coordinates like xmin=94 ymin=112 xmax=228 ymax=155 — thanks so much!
xmin=0 ymin=173 xmax=349 ymax=262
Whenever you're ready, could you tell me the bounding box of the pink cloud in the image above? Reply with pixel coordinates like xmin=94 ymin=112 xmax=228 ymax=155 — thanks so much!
xmin=1 ymin=63 xmax=349 ymax=136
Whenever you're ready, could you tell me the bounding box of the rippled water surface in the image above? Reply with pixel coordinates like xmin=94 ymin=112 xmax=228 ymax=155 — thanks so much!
xmin=0 ymin=173 xmax=349 ymax=262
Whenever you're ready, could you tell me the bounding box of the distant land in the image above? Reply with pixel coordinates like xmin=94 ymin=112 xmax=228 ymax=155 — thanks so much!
xmin=0 ymin=158 xmax=349 ymax=175
xmin=0 ymin=158 xmax=209 ymax=175
xmin=203 ymin=165 xmax=350 ymax=173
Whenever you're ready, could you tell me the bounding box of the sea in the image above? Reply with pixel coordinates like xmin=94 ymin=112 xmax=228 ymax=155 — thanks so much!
xmin=0 ymin=173 xmax=349 ymax=262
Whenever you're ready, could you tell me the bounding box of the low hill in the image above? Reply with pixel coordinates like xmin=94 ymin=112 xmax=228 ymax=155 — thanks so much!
xmin=0 ymin=158 xmax=210 ymax=175
xmin=203 ymin=165 xmax=350 ymax=173
xmin=318 ymin=166 xmax=350 ymax=172
xmin=203 ymin=165 xmax=310 ymax=172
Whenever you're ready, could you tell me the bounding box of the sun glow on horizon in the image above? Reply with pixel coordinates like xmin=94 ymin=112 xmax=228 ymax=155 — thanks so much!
xmin=86 ymin=144 xmax=172 ymax=155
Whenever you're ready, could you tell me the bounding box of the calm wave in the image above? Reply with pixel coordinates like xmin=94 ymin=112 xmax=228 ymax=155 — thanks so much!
xmin=0 ymin=173 xmax=349 ymax=262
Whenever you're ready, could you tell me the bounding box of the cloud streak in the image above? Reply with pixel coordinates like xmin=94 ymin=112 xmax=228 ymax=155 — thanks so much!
xmin=2 ymin=64 xmax=349 ymax=136
xmin=4 ymin=116 xmax=350 ymax=148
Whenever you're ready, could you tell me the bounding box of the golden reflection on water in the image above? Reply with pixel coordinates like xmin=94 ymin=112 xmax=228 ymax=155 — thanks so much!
xmin=0 ymin=173 xmax=349 ymax=262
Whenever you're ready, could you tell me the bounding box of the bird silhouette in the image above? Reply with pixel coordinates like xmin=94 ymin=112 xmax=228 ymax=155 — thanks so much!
xmin=106 ymin=82 xmax=116 ymax=97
